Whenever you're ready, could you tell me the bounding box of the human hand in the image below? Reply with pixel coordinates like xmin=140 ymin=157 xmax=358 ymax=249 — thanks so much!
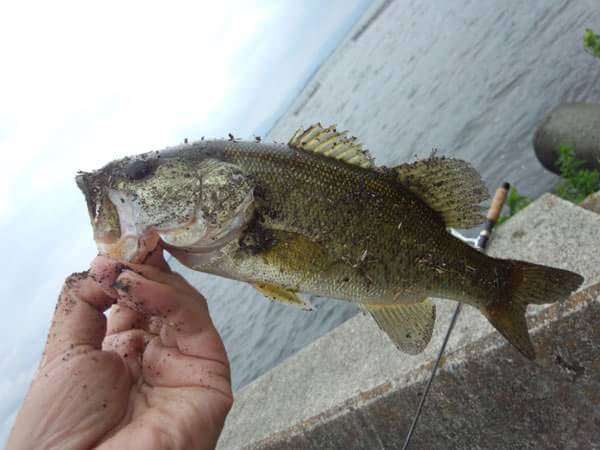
xmin=7 ymin=248 xmax=232 ymax=450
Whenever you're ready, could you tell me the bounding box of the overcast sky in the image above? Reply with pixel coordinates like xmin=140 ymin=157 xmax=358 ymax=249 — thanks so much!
xmin=0 ymin=0 xmax=371 ymax=443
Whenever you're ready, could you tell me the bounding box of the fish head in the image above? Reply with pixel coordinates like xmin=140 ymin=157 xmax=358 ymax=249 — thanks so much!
xmin=76 ymin=151 xmax=254 ymax=262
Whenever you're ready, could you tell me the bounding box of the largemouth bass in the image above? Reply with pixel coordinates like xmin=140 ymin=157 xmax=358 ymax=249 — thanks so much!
xmin=76 ymin=124 xmax=584 ymax=359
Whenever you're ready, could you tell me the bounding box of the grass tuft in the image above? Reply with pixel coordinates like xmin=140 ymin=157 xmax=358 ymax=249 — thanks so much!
xmin=554 ymin=144 xmax=600 ymax=203
xmin=584 ymin=28 xmax=600 ymax=59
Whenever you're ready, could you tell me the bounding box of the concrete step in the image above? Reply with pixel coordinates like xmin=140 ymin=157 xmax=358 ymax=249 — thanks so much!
xmin=216 ymin=194 xmax=600 ymax=450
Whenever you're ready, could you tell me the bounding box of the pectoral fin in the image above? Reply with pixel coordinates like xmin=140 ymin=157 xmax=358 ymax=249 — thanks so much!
xmin=362 ymin=299 xmax=436 ymax=354
xmin=254 ymin=283 xmax=314 ymax=311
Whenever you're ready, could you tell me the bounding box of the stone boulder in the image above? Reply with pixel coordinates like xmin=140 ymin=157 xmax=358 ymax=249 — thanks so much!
xmin=580 ymin=191 xmax=600 ymax=214
xmin=533 ymin=103 xmax=600 ymax=174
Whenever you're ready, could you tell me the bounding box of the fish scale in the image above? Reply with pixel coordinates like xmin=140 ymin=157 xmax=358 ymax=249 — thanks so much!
xmin=222 ymin=144 xmax=432 ymax=299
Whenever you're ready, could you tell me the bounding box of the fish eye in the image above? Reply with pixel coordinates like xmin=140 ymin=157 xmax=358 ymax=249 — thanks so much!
xmin=124 ymin=159 xmax=153 ymax=180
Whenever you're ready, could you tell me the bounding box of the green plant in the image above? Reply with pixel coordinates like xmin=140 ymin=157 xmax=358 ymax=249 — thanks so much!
xmin=554 ymin=144 xmax=600 ymax=203
xmin=497 ymin=187 xmax=531 ymax=224
xmin=584 ymin=28 xmax=600 ymax=58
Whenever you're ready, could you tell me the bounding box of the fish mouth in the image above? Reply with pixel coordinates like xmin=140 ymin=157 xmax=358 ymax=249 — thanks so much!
xmin=76 ymin=171 xmax=99 ymax=225
xmin=97 ymin=231 xmax=161 ymax=263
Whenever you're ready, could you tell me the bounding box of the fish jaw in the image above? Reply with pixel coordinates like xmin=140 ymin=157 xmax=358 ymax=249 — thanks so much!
xmin=96 ymin=231 xmax=161 ymax=263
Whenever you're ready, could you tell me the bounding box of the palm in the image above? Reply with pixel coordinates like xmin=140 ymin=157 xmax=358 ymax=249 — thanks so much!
xmin=8 ymin=249 xmax=232 ymax=450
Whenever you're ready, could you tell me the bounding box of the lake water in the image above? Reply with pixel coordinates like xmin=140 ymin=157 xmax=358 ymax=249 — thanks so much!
xmin=175 ymin=0 xmax=600 ymax=390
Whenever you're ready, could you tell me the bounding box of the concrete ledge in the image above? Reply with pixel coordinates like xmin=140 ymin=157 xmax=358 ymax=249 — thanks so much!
xmin=217 ymin=194 xmax=600 ymax=449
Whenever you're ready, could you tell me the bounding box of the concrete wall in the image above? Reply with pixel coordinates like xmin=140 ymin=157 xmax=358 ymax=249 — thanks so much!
xmin=216 ymin=194 xmax=600 ymax=450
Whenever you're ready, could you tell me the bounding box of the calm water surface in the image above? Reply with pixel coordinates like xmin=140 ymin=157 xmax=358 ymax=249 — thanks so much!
xmin=177 ymin=0 xmax=600 ymax=390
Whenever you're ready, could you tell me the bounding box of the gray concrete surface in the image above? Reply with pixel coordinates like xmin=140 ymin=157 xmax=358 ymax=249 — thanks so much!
xmin=216 ymin=194 xmax=600 ymax=450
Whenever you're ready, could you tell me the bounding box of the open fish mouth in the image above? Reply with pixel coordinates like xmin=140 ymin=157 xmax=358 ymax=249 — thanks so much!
xmin=98 ymin=188 xmax=170 ymax=262
xmin=96 ymin=230 xmax=161 ymax=263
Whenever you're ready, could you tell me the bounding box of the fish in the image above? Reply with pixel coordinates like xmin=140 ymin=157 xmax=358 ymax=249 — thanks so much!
xmin=76 ymin=123 xmax=584 ymax=359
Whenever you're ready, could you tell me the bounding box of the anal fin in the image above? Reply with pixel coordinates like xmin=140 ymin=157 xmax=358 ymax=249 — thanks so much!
xmin=362 ymin=300 xmax=436 ymax=354
xmin=254 ymin=283 xmax=314 ymax=311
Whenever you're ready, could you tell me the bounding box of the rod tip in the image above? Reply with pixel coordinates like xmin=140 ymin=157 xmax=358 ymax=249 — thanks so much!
xmin=502 ymin=181 xmax=510 ymax=190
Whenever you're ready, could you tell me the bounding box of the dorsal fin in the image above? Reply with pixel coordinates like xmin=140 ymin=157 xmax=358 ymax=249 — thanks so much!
xmin=288 ymin=123 xmax=375 ymax=169
xmin=395 ymin=156 xmax=489 ymax=228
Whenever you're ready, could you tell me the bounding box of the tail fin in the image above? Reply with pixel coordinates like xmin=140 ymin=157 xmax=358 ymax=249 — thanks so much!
xmin=482 ymin=260 xmax=584 ymax=359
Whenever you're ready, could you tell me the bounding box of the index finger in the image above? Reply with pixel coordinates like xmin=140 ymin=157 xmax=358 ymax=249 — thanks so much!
xmin=90 ymin=248 xmax=195 ymax=296
xmin=115 ymin=270 xmax=210 ymax=333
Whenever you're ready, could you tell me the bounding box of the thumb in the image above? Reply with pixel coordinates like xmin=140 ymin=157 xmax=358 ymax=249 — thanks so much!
xmin=142 ymin=244 xmax=171 ymax=272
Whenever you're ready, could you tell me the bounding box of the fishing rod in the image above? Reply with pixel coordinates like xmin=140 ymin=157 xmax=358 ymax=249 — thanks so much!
xmin=402 ymin=182 xmax=510 ymax=450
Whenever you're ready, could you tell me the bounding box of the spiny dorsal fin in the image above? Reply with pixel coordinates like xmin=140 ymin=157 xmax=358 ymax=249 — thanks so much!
xmin=395 ymin=156 xmax=488 ymax=228
xmin=288 ymin=123 xmax=375 ymax=169
xmin=361 ymin=299 xmax=436 ymax=354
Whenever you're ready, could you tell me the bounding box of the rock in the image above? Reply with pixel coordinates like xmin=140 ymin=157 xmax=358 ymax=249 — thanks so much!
xmin=533 ymin=103 xmax=600 ymax=174
xmin=580 ymin=191 xmax=600 ymax=214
